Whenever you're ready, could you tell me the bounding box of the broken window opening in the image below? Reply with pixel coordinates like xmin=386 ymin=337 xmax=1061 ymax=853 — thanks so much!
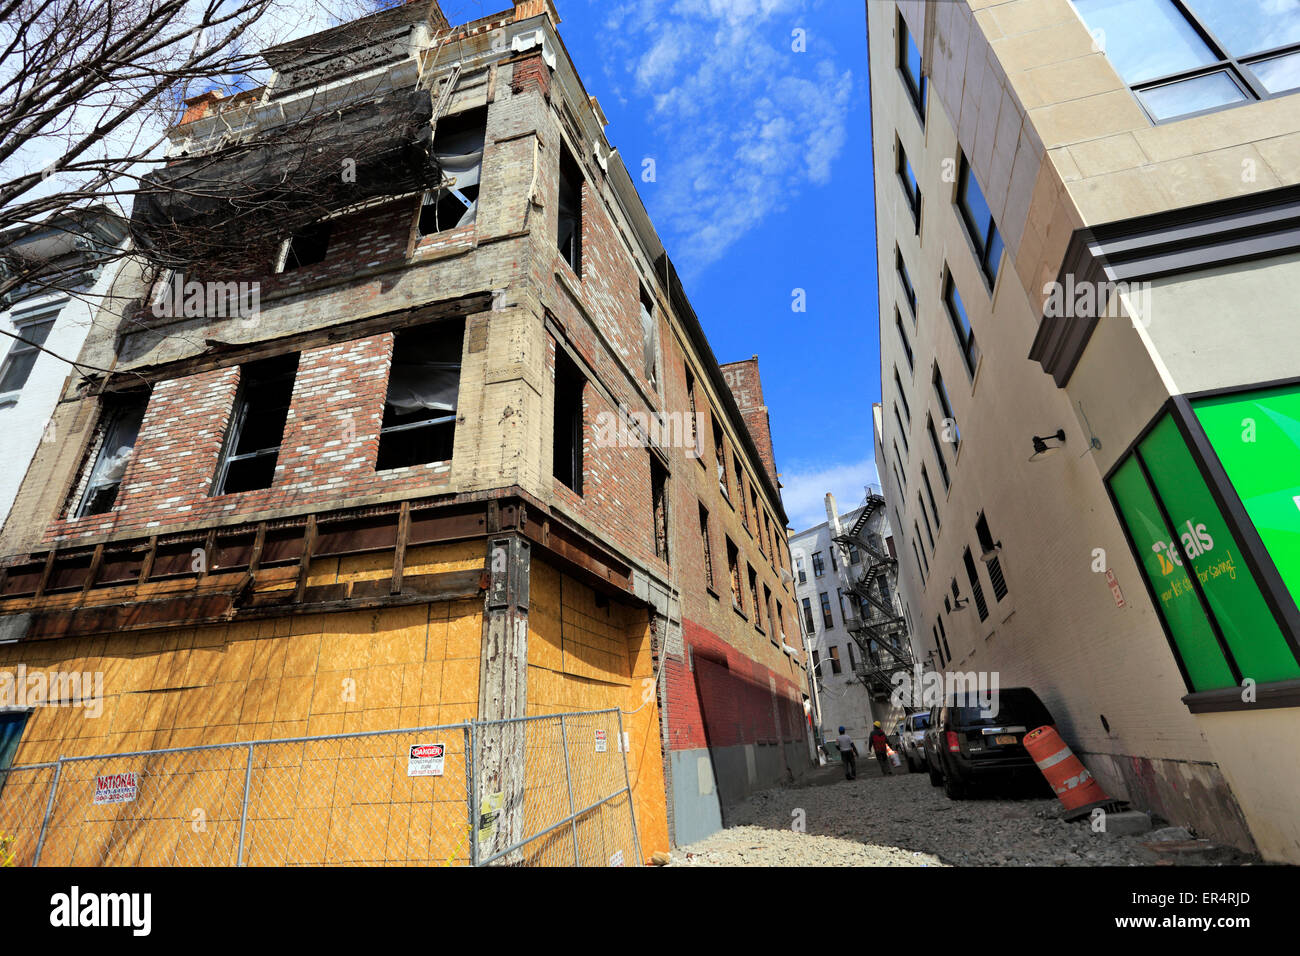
xmin=376 ymin=322 xmax=464 ymax=471
xmin=214 ymin=353 xmax=299 ymax=496
xmin=713 ymin=418 xmax=729 ymax=499
xmin=749 ymin=565 xmax=762 ymax=630
xmin=281 ymin=221 xmax=331 ymax=272
xmin=639 ymin=285 xmax=659 ymax=388
xmin=651 ymin=455 xmax=670 ymax=562
xmin=73 ymin=390 xmax=151 ymax=518
xmin=418 ymin=108 xmax=486 ymax=236
xmin=727 ymin=537 xmax=743 ymax=610
xmin=699 ymin=502 xmax=714 ymax=589
xmin=557 ymin=143 xmax=583 ymax=275
xmin=553 ymin=347 xmax=585 ymax=494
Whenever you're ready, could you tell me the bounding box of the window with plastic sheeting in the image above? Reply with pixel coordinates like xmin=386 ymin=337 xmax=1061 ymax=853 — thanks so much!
xmin=418 ymin=108 xmax=486 ymax=236
xmin=376 ymin=322 xmax=464 ymax=471
xmin=72 ymin=390 xmax=151 ymax=518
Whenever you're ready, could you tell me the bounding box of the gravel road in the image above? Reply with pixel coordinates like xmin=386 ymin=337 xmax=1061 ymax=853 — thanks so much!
xmin=669 ymin=761 xmax=1160 ymax=867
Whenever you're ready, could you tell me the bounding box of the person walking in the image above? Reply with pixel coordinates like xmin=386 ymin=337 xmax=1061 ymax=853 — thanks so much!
xmin=835 ymin=726 xmax=858 ymax=780
xmin=869 ymin=721 xmax=892 ymax=776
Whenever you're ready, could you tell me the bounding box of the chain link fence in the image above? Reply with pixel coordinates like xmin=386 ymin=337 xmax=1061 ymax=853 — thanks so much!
xmin=0 ymin=709 xmax=639 ymax=867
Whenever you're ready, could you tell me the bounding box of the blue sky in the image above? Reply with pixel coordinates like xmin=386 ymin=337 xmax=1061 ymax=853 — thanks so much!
xmin=512 ymin=0 xmax=882 ymax=531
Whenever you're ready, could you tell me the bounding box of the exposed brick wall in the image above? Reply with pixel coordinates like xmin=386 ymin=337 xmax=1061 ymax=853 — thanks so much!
xmin=510 ymin=53 xmax=550 ymax=98
xmin=663 ymin=618 xmax=805 ymax=753
xmin=43 ymin=331 xmax=454 ymax=543
xmin=720 ymin=358 xmax=778 ymax=485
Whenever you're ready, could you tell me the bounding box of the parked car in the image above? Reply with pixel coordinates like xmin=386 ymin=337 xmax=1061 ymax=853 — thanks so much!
xmin=899 ymin=711 xmax=930 ymax=771
xmin=923 ymin=688 xmax=1055 ymax=799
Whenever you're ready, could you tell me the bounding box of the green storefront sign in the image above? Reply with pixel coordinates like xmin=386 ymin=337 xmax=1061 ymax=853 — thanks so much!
xmin=1107 ymin=397 xmax=1300 ymax=693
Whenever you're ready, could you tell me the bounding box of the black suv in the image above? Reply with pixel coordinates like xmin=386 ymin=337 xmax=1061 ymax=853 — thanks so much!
xmin=922 ymin=687 xmax=1055 ymax=800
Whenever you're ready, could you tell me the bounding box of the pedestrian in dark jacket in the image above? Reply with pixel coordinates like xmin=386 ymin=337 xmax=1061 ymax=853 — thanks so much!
xmin=835 ymin=726 xmax=858 ymax=780
xmin=869 ymin=721 xmax=892 ymax=776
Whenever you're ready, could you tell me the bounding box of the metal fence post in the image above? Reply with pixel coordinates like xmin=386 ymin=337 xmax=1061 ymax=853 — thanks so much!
xmin=559 ymin=714 xmax=579 ymax=866
xmin=617 ymin=709 xmax=643 ymax=867
xmin=469 ymin=722 xmax=480 ymax=867
xmin=31 ymin=758 xmax=63 ymax=867
xmin=236 ymin=743 xmax=254 ymax=867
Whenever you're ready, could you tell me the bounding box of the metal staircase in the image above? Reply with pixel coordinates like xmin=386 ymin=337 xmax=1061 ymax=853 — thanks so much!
xmin=833 ymin=491 xmax=915 ymax=699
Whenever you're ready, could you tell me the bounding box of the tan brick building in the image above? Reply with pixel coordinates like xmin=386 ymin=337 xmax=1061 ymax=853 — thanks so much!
xmin=0 ymin=0 xmax=810 ymax=864
xmin=870 ymin=0 xmax=1300 ymax=861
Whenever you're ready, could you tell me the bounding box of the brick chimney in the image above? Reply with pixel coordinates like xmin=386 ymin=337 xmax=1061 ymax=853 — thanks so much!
xmin=513 ymin=0 xmax=560 ymax=24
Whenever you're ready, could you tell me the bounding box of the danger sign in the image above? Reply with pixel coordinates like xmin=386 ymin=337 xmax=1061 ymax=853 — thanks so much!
xmin=93 ymin=772 xmax=138 ymax=805
xmin=408 ymin=743 xmax=446 ymax=777
xmin=594 ymin=729 xmax=607 ymax=753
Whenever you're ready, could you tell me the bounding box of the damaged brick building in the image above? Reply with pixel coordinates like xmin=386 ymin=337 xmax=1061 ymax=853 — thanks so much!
xmin=0 ymin=0 xmax=810 ymax=863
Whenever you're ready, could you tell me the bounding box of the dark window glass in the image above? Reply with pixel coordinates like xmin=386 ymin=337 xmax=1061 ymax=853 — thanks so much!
xmin=820 ymin=591 xmax=834 ymax=629
xmin=944 ymin=271 xmax=980 ymax=377
xmin=896 ymin=248 xmax=917 ymax=317
xmin=558 ymin=144 xmax=583 ymax=274
xmin=933 ymin=364 xmax=961 ymax=447
xmin=0 ymin=314 xmax=54 ymax=394
xmin=956 ymin=157 xmax=1003 ymax=284
xmin=283 ymin=222 xmax=331 ymax=271
xmin=895 ymin=310 xmax=914 ymax=372
xmin=897 ymin=11 xmax=927 ymax=117
xmin=553 ymin=348 xmax=584 ymax=494
xmin=377 ymin=324 xmax=463 ymax=471
xmin=964 ymin=547 xmax=989 ymax=622
xmin=927 ymin=416 xmax=950 ymax=490
xmin=897 ymin=140 xmax=921 ymax=229
xmin=214 ymin=354 xmax=298 ymax=496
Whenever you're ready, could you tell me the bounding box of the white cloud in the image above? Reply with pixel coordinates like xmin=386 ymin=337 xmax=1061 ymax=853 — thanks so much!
xmin=780 ymin=457 xmax=880 ymax=533
xmin=591 ymin=0 xmax=853 ymax=275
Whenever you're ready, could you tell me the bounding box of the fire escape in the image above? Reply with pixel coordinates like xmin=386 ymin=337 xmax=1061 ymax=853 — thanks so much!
xmin=833 ymin=491 xmax=915 ymax=699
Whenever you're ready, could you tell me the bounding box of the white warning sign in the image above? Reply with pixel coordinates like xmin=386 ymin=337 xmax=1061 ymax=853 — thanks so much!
xmin=408 ymin=743 xmax=446 ymax=777
xmin=93 ymin=772 xmax=138 ymax=805
xmin=595 ymin=729 xmax=607 ymax=753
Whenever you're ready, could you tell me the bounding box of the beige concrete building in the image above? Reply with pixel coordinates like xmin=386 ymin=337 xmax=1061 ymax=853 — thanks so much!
xmin=869 ymin=0 xmax=1300 ymax=861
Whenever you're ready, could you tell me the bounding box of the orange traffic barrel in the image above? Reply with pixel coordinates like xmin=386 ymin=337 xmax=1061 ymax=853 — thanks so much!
xmin=1023 ymin=725 xmax=1113 ymax=816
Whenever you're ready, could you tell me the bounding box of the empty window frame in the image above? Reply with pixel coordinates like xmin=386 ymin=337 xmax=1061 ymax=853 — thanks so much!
xmin=214 ymin=353 xmax=299 ymax=496
xmin=557 ymin=143 xmax=583 ymax=275
xmin=764 ymin=584 xmax=776 ymax=641
xmin=895 ymin=247 xmax=917 ymax=318
xmin=727 ymin=537 xmax=743 ymax=610
xmin=281 ymin=222 xmax=331 ymax=272
xmin=820 ymin=591 xmax=834 ymax=629
xmin=640 ymin=285 xmax=659 ymax=388
xmin=72 ymin=391 xmax=150 ymax=518
xmin=685 ymin=368 xmax=701 ymax=457
xmin=749 ymin=565 xmax=763 ymax=630
xmin=553 ymin=347 xmax=585 ymax=494
xmin=802 ymin=596 xmax=816 ymax=633
xmin=955 ymin=155 xmax=1004 ymax=286
xmin=651 ymin=455 xmax=670 ymax=562
xmin=976 ymin=511 xmax=1009 ymax=601
xmin=943 ymin=270 xmax=980 ymax=378
xmin=0 ymin=310 xmax=55 ymax=397
xmin=1072 ymin=0 xmax=1300 ymax=122
xmin=896 ymin=138 xmax=922 ymax=230
xmin=750 ymin=486 xmax=762 ymax=547
xmin=419 ymin=108 xmax=486 ymax=235
xmin=927 ymin=415 xmax=950 ymax=490
xmin=713 ymin=418 xmax=730 ymax=499
xmin=828 ymin=644 xmax=842 ymax=675
xmin=895 ymin=309 xmax=914 ymax=372
xmin=897 ymin=8 xmax=927 ymax=118
xmin=377 ymin=323 xmax=464 ymax=471
xmin=812 ymin=551 xmax=825 ymax=577
xmin=699 ymin=502 xmax=715 ymax=590
xmin=963 ymin=547 xmax=989 ymax=622
xmin=932 ymin=363 xmax=961 ymax=448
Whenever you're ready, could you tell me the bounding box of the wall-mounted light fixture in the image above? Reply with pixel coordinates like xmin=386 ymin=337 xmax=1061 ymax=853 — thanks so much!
xmin=1029 ymin=429 xmax=1066 ymax=462
xmin=979 ymin=541 xmax=1002 ymax=562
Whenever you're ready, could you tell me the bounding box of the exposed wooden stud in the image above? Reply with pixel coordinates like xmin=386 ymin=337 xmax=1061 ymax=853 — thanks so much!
xmin=34 ymin=550 xmax=57 ymax=598
xmin=81 ymin=544 xmax=105 ymax=595
xmin=201 ymin=528 xmax=217 ymax=577
xmin=137 ymin=536 xmax=158 ymax=585
xmin=294 ymin=515 xmax=318 ymax=604
xmin=392 ymin=500 xmax=411 ymax=595
xmin=249 ymin=522 xmax=267 ymax=573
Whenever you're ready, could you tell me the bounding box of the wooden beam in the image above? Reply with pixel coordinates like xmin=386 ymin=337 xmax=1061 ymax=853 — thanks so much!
xmin=294 ymin=515 xmax=318 ymax=604
xmin=81 ymin=544 xmax=105 ymax=595
xmin=249 ymin=522 xmax=267 ymax=574
xmin=392 ymin=500 xmax=411 ymax=595
xmin=201 ymin=528 xmax=217 ymax=577
xmin=137 ymin=536 xmax=157 ymax=585
xmin=34 ymin=550 xmax=56 ymax=598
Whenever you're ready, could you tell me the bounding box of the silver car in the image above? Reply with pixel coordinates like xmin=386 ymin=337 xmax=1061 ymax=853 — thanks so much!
xmin=899 ymin=711 xmax=931 ymax=772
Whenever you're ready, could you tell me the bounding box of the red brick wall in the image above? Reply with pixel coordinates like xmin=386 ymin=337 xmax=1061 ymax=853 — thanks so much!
xmin=664 ymin=618 xmax=805 ymax=753
xmin=44 ymin=331 xmax=454 ymax=543
xmin=719 ymin=358 xmax=778 ymax=485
